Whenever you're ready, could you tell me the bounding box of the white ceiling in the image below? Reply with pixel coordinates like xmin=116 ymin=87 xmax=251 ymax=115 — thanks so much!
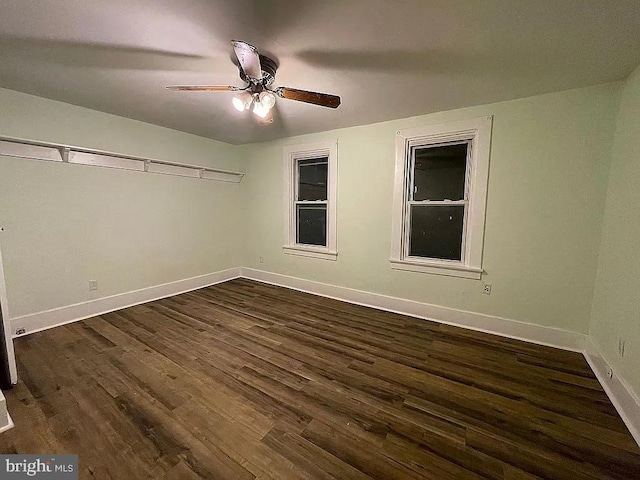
xmin=1 ymin=0 xmax=639 ymax=145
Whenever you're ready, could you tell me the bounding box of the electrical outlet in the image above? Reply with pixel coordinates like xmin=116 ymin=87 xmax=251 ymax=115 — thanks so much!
xmin=259 ymin=256 xmax=264 ymax=264
xmin=618 ymin=338 xmax=626 ymax=358
xmin=88 ymin=280 xmax=98 ymax=291
xmin=482 ymin=283 xmax=492 ymax=295
xmin=15 ymin=327 xmax=26 ymax=336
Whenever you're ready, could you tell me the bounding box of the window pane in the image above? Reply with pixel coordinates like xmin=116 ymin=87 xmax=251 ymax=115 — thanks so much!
xmin=409 ymin=205 xmax=464 ymax=260
xmin=413 ymin=143 xmax=467 ymax=201
xmin=297 ymin=205 xmax=327 ymax=246
xmin=298 ymin=157 xmax=328 ymax=201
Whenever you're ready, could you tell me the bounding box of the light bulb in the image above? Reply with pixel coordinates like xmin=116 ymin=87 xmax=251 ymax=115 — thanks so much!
xmin=232 ymin=96 xmax=245 ymax=112
xmin=259 ymin=91 xmax=276 ymax=109
xmin=253 ymin=100 xmax=270 ymax=118
xmin=232 ymin=91 xmax=253 ymax=112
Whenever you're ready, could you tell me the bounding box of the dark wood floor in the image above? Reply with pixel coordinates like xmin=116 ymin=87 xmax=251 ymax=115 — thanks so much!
xmin=0 ymin=279 xmax=639 ymax=479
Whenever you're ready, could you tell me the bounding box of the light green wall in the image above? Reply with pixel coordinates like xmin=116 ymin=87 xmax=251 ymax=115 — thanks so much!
xmin=0 ymin=81 xmax=626 ymax=340
xmin=0 ymin=88 xmax=243 ymax=318
xmin=240 ymin=84 xmax=619 ymax=333
xmin=590 ymin=65 xmax=640 ymax=395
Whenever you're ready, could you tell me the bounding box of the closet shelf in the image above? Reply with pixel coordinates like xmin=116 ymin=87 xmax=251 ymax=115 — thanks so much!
xmin=0 ymin=136 xmax=245 ymax=183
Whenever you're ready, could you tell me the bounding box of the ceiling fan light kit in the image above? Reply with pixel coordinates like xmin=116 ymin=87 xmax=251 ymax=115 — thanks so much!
xmin=259 ymin=91 xmax=276 ymax=109
xmin=167 ymin=40 xmax=341 ymax=122
xmin=232 ymin=91 xmax=253 ymax=111
xmin=252 ymin=91 xmax=277 ymax=118
xmin=252 ymin=98 xmax=270 ymax=118
xmin=232 ymin=90 xmax=276 ymax=119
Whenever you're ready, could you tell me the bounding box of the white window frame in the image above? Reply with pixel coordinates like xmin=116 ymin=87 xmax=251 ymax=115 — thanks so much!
xmin=390 ymin=116 xmax=492 ymax=279
xmin=283 ymin=140 xmax=337 ymax=261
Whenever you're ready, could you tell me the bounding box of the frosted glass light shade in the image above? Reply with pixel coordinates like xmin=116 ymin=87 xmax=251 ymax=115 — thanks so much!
xmin=253 ymin=101 xmax=270 ymax=118
xmin=259 ymin=91 xmax=276 ymax=109
xmin=232 ymin=91 xmax=253 ymax=111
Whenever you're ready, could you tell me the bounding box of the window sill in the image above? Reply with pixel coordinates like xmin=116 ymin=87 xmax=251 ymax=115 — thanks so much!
xmin=283 ymin=245 xmax=338 ymax=261
xmin=389 ymin=259 xmax=483 ymax=279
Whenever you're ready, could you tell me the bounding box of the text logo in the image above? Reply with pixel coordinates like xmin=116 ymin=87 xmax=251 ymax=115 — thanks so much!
xmin=0 ymin=455 xmax=77 ymax=479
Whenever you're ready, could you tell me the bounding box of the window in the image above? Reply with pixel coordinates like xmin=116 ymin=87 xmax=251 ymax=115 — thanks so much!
xmin=283 ymin=141 xmax=337 ymax=260
xmin=390 ymin=116 xmax=492 ymax=279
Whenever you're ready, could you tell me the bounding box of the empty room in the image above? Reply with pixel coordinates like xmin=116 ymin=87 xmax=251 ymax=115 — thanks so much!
xmin=0 ymin=1 xmax=639 ymax=478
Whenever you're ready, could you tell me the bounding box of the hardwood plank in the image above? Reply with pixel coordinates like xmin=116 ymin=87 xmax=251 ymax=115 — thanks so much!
xmin=301 ymin=418 xmax=425 ymax=480
xmin=262 ymin=425 xmax=373 ymax=480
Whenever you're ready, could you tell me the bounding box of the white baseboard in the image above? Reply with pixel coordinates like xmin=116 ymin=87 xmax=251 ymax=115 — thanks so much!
xmin=10 ymin=267 xmax=241 ymax=337
xmin=10 ymin=267 xmax=587 ymax=351
xmin=583 ymin=337 xmax=640 ymax=446
xmin=240 ymin=268 xmax=586 ymax=352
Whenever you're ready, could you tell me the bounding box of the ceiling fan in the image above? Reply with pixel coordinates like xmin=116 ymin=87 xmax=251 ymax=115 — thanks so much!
xmin=167 ymin=40 xmax=341 ymax=121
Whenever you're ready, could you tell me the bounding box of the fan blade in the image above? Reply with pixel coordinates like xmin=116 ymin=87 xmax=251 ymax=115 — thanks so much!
xmin=166 ymin=85 xmax=238 ymax=91
xmin=232 ymin=40 xmax=262 ymax=80
xmin=274 ymin=87 xmax=341 ymax=108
